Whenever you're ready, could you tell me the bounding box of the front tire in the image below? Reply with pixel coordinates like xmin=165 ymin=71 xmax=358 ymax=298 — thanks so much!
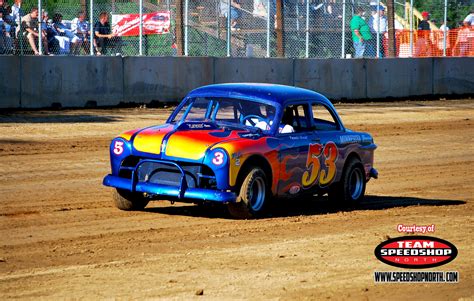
xmin=329 ymin=159 xmax=366 ymax=206
xmin=227 ymin=167 xmax=268 ymax=219
xmin=113 ymin=189 xmax=149 ymax=211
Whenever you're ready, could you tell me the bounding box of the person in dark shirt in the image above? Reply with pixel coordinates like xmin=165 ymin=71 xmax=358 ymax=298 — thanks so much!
xmin=415 ymin=11 xmax=432 ymax=57
xmin=418 ymin=11 xmax=431 ymax=30
xmin=94 ymin=11 xmax=121 ymax=55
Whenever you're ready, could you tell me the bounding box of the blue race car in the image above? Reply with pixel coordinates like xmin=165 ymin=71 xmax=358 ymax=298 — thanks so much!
xmin=103 ymin=83 xmax=378 ymax=218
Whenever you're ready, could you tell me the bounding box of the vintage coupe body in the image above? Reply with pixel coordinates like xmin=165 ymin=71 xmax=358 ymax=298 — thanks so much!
xmin=103 ymin=83 xmax=378 ymax=218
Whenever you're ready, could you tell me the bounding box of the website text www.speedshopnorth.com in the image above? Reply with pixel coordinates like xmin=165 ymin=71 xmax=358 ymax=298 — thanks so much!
xmin=374 ymin=271 xmax=459 ymax=283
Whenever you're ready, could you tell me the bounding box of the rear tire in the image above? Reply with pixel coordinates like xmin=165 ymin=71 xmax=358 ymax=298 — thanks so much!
xmin=113 ymin=189 xmax=149 ymax=211
xmin=227 ymin=167 xmax=268 ymax=219
xmin=328 ymin=159 xmax=366 ymax=206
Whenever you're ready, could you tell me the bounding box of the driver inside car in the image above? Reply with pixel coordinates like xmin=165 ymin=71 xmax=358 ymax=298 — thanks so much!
xmin=252 ymin=108 xmax=295 ymax=134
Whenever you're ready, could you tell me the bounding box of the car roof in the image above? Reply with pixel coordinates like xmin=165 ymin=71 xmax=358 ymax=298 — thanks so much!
xmin=186 ymin=83 xmax=330 ymax=106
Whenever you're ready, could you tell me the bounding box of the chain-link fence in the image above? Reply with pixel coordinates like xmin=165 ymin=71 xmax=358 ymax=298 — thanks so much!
xmin=0 ymin=0 xmax=472 ymax=58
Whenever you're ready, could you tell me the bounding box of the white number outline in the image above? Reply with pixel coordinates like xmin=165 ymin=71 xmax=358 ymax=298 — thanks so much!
xmin=212 ymin=151 xmax=224 ymax=165
xmin=113 ymin=141 xmax=124 ymax=155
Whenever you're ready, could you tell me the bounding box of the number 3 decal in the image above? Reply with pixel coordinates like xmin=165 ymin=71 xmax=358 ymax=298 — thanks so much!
xmin=113 ymin=141 xmax=124 ymax=155
xmin=302 ymin=142 xmax=338 ymax=187
xmin=212 ymin=151 xmax=224 ymax=165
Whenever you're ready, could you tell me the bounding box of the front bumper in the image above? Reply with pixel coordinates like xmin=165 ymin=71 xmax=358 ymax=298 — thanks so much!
xmin=103 ymin=175 xmax=236 ymax=202
xmin=103 ymin=159 xmax=236 ymax=203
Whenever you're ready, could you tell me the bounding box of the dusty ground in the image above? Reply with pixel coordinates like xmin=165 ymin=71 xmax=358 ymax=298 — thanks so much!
xmin=0 ymin=100 xmax=473 ymax=300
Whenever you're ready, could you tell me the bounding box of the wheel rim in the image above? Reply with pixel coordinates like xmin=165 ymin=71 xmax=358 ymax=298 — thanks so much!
xmin=249 ymin=176 xmax=265 ymax=211
xmin=349 ymin=167 xmax=363 ymax=200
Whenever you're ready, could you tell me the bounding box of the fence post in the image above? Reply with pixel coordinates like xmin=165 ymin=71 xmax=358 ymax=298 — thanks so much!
xmin=226 ymin=0 xmax=231 ymax=56
xmin=409 ymin=0 xmax=413 ymax=56
xmin=275 ymin=0 xmax=284 ymax=57
xmin=305 ymin=0 xmax=309 ymax=58
xmin=175 ymin=0 xmax=184 ymax=56
xmin=443 ymin=0 xmax=447 ymax=56
xmin=376 ymin=0 xmax=380 ymax=58
xmin=341 ymin=0 xmax=346 ymax=59
xmin=38 ymin=0 xmax=42 ymax=54
xmin=184 ymin=0 xmax=189 ymax=56
xmin=90 ymin=0 xmax=94 ymax=55
xmin=139 ymin=0 xmax=143 ymax=55
xmin=266 ymin=0 xmax=271 ymax=57
xmin=387 ymin=0 xmax=395 ymax=57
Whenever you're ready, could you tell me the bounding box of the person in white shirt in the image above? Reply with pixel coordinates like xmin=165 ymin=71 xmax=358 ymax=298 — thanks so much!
xmin=10 ymin=0 xmax=22 ymax=37
xmin=70 ymin=11 xmax=90 ymax=54
xmin=369 ymin=5 xmax=387 ymax=57
xmin=463 ymin=10 xmax=474 ymax=25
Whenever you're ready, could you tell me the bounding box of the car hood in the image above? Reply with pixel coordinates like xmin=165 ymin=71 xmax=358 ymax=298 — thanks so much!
xmin=131 ymin=123 xmax=259 ymax=161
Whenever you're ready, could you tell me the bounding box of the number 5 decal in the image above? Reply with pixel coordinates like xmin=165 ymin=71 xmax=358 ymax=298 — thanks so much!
xmin=319 ymin=142 xmax=338 ymax=186
xmin=302 ymin=142 xmax=338 ymax=187
xmin=113 ymin=141 xmax=124 ymax=155
xmin=302 ymin=143 xmax=322 ymax=187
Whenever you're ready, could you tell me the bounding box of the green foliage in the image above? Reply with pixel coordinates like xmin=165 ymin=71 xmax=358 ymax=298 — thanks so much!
xmin=413 ymin=0 xmax=472 ymax=29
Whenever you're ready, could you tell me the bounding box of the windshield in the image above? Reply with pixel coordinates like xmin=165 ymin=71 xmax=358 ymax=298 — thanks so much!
xmin=170 ymin=97 xmax=277 ymax=133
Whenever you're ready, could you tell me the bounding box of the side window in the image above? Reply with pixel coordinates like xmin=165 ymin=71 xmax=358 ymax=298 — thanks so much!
xmin=311 ymin=103 xmax=339 ymax=131
xmin=280 ymin=104 xmax=311 ymax=134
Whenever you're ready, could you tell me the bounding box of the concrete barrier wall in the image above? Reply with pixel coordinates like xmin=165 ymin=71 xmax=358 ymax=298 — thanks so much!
xmin=123 ymin=56 xmax=214 ymax=103
xmin=433 ymin=57 xmax=474 ymax=95
xmin=20 ymin=56 xmax=123 ymax=108
xmin=0 ymin=56 xmax=21 ymax=108
xmin=1 ymin=56 xmax=472 ymax=109
xmin=294 ymin=59 xmax=367 ymax=99
xmin=366 ymin=58 xmax=434 ymax=98
xmin=214 ymin=57 xmax=294 ymax=85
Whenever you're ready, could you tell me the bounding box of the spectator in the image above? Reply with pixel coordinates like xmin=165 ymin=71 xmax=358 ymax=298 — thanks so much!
xmin=463 ymin=9 xmax=473 ymax=25
xmin=52 ymin=13 xmax=79 ymax=54
xmin=435 ymin=21 xmax=450 ymax=55
xmin=416 ymin=11 xmax=431 ymax=57
xmin=219 ymin=0 xmax=242 ymax=31
xmin=350 ymin=7 xmax=372 ymax=58
xmin=10 ymin=0 xmax=21 ymax=37
xmin=94 ymin=11 xmax=121 ymax=56
xmin=41 ymin=12 xmax=67 ymax=55
xmin=418 ymin=11 xmax=430 ymax=30
xmin=71 ymin=11 xmax=90 ymax=55
xmin=4 ymin=5 xmax=17 ymax=37
xmin=454 ymin=20 xmax=471 ymax=56
xmin=21 ymin=6 xmax=50 ymax=55
xmin=0 ymin=9 xmax=14 ymax=54
xmin=368 ymin=5 xmax=387 ymax=57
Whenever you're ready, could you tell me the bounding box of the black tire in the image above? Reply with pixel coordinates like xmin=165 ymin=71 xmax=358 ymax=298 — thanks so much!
xmin=328 ymin=158 xmax=366 ymax=206
xmin=227 ymin=167 xmax=268 ymax=219
xmin=113 ymin=189 xmax=149 ymax=211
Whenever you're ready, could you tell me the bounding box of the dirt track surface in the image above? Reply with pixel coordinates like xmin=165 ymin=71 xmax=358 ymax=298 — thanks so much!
xmin=0 ymin=100 xmax=473 ymax=300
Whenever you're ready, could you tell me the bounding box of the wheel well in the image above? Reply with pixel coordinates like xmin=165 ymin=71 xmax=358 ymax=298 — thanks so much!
xmin=344 ymin=152 xmax=362 ymax=171
xmin=237 ymin=155 xmax=273 ymax=190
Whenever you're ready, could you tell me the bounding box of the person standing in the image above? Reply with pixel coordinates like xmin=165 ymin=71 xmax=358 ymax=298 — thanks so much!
xmin=416 ymin=11 xmax=431 ymax=57
xmin=350 ymin=6 xmax=372 ymax=58
xmin=369 ymin=5 xmax=387 ymax=57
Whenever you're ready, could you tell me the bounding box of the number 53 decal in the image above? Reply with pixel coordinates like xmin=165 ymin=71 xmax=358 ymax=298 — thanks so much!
xmin=302 ymin=142 xmax=338 ymax=187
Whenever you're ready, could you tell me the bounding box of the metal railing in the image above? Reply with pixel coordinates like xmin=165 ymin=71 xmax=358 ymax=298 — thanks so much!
xmin=0 ymin=0 xmax=472 ymax=58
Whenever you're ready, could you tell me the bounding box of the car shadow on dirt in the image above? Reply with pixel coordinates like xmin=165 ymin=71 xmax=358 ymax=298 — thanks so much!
xmin=143 ymin=195 xmax=466 ymax=219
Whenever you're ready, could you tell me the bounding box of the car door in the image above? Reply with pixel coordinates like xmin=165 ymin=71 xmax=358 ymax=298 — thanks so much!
xmin=309 ymin=101 xmax=345 ymax=188
xmin=276 ymin=102 xmax=320 ymax=196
